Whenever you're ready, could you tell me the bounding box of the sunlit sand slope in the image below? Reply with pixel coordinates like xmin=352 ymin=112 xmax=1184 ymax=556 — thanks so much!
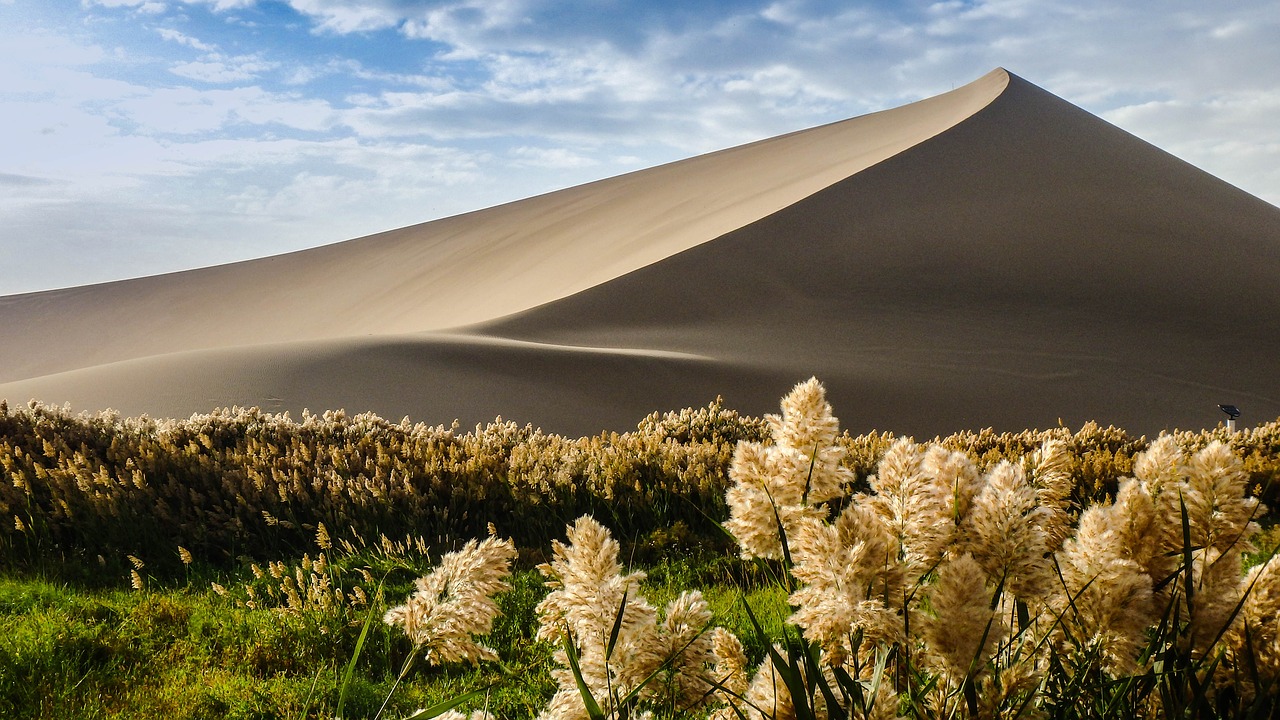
xmin=0 ymin=70 xmax=1007 ymax=381
xmin=3 ymin=69 xmax=1278 ymax=436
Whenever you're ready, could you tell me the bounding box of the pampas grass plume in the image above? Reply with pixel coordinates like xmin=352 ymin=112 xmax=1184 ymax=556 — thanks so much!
xmin=920 ymin=553 xmax=1004 ymax=681
xmin=536 ymin=516 xmax=658 ymax=720
xmin=1028 ymin=439 xmax=1075 ymax=551
xmin=383 ymin=536 xmax=517 ymax=664
xmin=868 ymin=438 xmax=949 ymax=580
xmin=1225 ymin=557 xmax=1280 ymax=699
xmin=725 ymin=378 xmax=853 ymax=560
xmin=923 ymin=445 xmax=982 ymax=527
xmin=789 ymin=504 xmax=903 ymax=665
xmin=536 ymin=516 xmax=741 ymax=719
xmin=961 ymin=461 xmax=1052 ymax=601
xmin=1183 ymin=441 xmax=1260 ymax=554
xmin=1055 ymin=502 xmax=1154 ymax=675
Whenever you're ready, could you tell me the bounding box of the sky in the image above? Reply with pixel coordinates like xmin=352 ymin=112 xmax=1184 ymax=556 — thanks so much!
xmin=2 ymin=0 xmax=1278 ymax=296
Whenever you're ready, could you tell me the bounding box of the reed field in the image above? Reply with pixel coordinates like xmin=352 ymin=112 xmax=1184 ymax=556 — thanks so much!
xmin=2 ymin=381 xmax=1279 ymax=719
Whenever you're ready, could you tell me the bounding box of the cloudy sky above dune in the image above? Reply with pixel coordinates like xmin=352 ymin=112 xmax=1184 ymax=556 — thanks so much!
xmin=2 ymin=0 xmax=1278 ymax=295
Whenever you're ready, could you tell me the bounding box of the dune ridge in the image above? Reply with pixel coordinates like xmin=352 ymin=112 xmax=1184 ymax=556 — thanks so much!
xmin=3 ymin=68 xmax=1280 ymax=436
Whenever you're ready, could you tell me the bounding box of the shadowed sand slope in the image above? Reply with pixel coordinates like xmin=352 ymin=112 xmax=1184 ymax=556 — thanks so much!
xmin=478 ymin=72 xmax=1280 ymax=434
xmin=3 ymin=69 xmax=1279 ymax=436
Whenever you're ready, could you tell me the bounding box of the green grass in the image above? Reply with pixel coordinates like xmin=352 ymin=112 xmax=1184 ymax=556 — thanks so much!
xmin=0 ymin=577 xmax=492 ymax=718
xmin=0 ymin=551 xmax=766 ymax=720
xmin=640 ymin=553 xmax=791 ymax=665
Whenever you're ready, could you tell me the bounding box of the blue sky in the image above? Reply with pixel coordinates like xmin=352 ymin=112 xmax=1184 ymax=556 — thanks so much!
xmin=2 ymin=0 xmax=1278 ymax=295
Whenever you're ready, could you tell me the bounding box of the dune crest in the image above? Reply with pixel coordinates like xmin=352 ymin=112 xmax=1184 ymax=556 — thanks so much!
xmin=4 ymin=68 xmax=1280 ymax=436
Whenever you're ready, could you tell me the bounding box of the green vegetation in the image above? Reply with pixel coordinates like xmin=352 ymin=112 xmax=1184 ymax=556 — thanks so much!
xmin=0 ymin=568 xmax=549 ymax=718
xmin=2 ymin=390 xmax=1279 ymax=718
xmin=0 ymin=549 xmax=790 ymax=719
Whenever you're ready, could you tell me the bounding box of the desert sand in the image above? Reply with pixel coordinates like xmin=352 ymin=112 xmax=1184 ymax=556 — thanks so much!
xmin=2 ymin=68 xmax=1279 ymax=437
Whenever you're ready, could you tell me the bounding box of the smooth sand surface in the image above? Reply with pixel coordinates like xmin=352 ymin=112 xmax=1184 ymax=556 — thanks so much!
xmin=3 ymin=68 xmax=1279 ymax=436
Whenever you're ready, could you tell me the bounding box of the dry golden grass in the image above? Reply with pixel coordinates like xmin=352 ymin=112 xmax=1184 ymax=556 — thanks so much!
xmin=3 ymin=397 xmax=1277 ymax=579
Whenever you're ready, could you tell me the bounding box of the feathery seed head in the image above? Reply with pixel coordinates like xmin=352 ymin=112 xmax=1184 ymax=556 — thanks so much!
xmin=724 ymin=442 xmax=824 ymax=560
xmin=768 ymin=378 xmax=839 ymax=462
xmin=1132 ymin=435 xmax=1185 ymax=495
xmin=1223 ymin=557 xmax=1280 ymax=698
xmin=1184 ymin=545 xmax=1250 ymax=655
xmin=767 ymin=378 xmax=852 ymax=504
xmin=1183 ymin=441 xmax=1261 ymax=554
xmin=724 ymin=378 xmax=852 ymax=560
xmin=383 ymin=535 xmax=516 ymax=665
xmin=789 ymin=503 xmax=905 ymax=664
xmin=869 ymin=438 xmax=951 ymax=579
xmin=741 ymin=651 xmax=795 ymax=720
xmin=535 ymin=517 xmax=656 ymax=713
xmin=1055 ymin=502 xmax=1155 ymax=675
xmin=710 ymin=627 xmax=749 ymax=700
xmin=921 ymin=553 xmax=1004 ymax=681
xmin=536 ymin=515 xmax=734 ymax=719
xmin=1109 ymin=477 xmax=1171 ymax=583
xmin=962 ymin=461 xmax=1053 ymax=601
xmin=315 ymin=522 xmax=331 ymax=550
xmin=1028 ymin=439 xmax=1076 ymax=552
xmin=923 ymin=445 xmax=982 ymax=525
xmin=652 ymin=591 xmax=720 ymax=706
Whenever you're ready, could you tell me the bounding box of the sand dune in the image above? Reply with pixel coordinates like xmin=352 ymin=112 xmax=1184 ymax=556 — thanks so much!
xmin=0 ymin=70 xmax=1005 ymax=381
xmin=3 ymin=68 xmax=1279 ymax=436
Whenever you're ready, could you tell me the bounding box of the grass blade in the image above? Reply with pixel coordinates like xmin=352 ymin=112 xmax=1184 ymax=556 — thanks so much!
xmin=564 ymin=628 xmax=607 ymax=720
xmin=1180 ymin=494 xmax=1195 ymax=616
xmin=741 ymin=596 xmax=814 ymax=720
xmin=295 ymin=664 xmax=326 ymax=720
xmin=338 ymin=580 xmax=383 ymax=720
xmin=401 ymin=684 xmax=497 ymax=720
xmin=605 ymin=591 xmax=628 ymax=663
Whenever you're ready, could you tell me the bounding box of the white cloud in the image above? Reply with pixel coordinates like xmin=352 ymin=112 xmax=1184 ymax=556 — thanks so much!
xmin=1105 ymin=91 xmax=1280 ymax=205
xmin=80 ymin=0 xmax=165 ymax=13
xmin=278 ymin=0 xmax=404 ymax=33
xmin=169 ymin=56 xmax=276 ymax=83
xmin=1210 ymin=20 xmax=1250 ymax=39
xmin=510 ymin=146 xmax=597 ymax=169
xmin=109 ymin=84 xmax=336 ymax=135
xmin=156 ymin=27 xmax=216 ymax=51
xmin=185 ymin=0 xmax=257 ymax=10
xmin=0 ymin=28 xmax=106 ymax=73
xmin=83 ymin=0 xmax=161 ymax=8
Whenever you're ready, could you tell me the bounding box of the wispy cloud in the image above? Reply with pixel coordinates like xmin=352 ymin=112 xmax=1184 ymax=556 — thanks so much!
xmin=0 ymin=172 xmax=57 ymax=187
xmin=509 ymin=146 xmax=598 ymax=170
xmin=85 ymin=0 xmax=167 ymax=13
xmin=169 ymin=55 xmax=277 ymax=83
xmin=156 ymin=27 xmax=216 ymax=51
